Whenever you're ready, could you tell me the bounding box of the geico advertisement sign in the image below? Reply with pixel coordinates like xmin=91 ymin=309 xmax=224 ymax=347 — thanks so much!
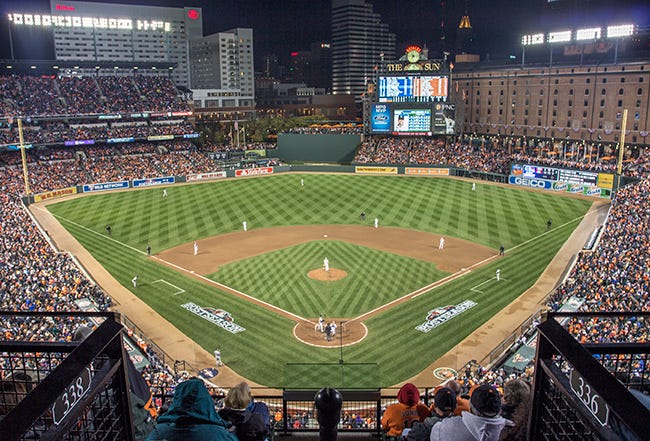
xmin=508 ymin=175 xmax=553 ymax=189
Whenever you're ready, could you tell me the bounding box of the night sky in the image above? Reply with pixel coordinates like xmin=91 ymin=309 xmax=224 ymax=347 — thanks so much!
xmin=1 ymin=0 xmax=648 ymax=65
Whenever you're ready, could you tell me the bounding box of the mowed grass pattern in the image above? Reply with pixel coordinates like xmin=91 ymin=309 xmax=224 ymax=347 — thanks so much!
xmin=47 ymin=174 xmax=594 ymax=386
xmin=210 ymin=241 xmax=448 ymax=317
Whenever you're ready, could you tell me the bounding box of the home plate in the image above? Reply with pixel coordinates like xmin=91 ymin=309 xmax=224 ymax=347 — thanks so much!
xmin=324 ymin=235 xmax=328 ymax=237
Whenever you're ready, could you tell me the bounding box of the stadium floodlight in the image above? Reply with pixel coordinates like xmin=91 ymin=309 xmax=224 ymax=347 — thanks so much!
xmin=548 ymin=30 xmax=572 ymax=43
xmin=521 ymin=33 xmax=544 ymax=45
xmin=576 ymin=27 xmax=601 ymax=41
xmin=607 ymin=24 xmax=635 ymax=38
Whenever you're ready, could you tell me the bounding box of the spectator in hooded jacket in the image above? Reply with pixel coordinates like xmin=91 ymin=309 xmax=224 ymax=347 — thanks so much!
xmin=146 ymin=378 xmax=236 ymax=441
xmin=430 ymin=384 xmax=511 ymax=441
xmin=381 ymin=383 xmax=431 ymax=437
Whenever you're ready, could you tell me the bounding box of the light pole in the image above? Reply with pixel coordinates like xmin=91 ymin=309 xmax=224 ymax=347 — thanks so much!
xmin=338 ymin=321 xmax=345 ymax=365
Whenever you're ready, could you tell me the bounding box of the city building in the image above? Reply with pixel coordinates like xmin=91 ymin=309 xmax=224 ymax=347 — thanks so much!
xmin=289 ymin=42 xmax=332 ymax=91
xmin=331 ymin=0 xmax=396 ymax=99
xmin=454 ymin=60 xmax=650 ymax=145
xmin=189 ymin=28 xmax=254 ymax=102
xmin=257 ymin=83 xmax=356 ymax=120
xmin=9 ymin=0 xmax=204 ymax=87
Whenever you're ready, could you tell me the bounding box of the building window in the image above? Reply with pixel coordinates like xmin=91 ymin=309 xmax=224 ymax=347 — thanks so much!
xmin=618 ymin=88 xmax=624 ymax=95
xmin=617 ymin=100 xmax=622 ymax=106
xmin=599 ymin=111 xmax=604 ymax=118
xmin=638 ymin=88 xmax=643 ymax=95
xmin=601 ymin=88 xmax=606 ymax=95
xmin=569 ymin=89 xmax=574 ymax=95
xmin=602 ymin=78 xmax=607 ymax=83
xmin=585 ymin=89 xmax=589 ymax=95
xmin=583 ymin=111 xmax=588 ymax=118
xmin=621 ymin=77 xmax=625 ymax=83
xmin=600 ymin=99 xmax=605 ymax=107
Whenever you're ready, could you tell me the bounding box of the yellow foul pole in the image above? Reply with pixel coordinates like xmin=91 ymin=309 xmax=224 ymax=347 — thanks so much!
xmin=616 ymin=108 xmax=628 ymax=176
xmin=17 ymin=118 xmax=31 ymax=195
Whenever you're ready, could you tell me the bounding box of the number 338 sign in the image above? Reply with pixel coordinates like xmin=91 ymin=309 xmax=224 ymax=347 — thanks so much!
xmin=570 ymin=368 xmax=610 ymax=426
xmin=51 ymin=367 xmax=93 ymax=425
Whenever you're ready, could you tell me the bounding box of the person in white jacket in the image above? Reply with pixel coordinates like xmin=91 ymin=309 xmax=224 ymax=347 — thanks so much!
xmin=430 ymin=385 xmax=512 ymax=441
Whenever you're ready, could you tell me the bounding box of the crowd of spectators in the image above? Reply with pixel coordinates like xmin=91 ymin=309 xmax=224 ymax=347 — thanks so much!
xmin=354 ymin=136 xmax=649 ymax=177
xmin=202 ymin=142 xmax=277 ymax=152
xmin=0 ymin=120 xmax=195 ymax=146
xmin=0 ymin=74 xmax=188 ymax=117
xmin=547 ymin=177 xmax=649 ymax=344
xmin=286 ymin=126 xmax=363 ymax=135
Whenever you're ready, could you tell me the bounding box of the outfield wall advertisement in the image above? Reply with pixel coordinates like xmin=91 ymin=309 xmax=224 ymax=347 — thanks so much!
xmin=405 ymin=167 xmax=450 ymax=176
xmin=34 ymin=187 xmax=77 ymax=202
xmin=83 ymin=181 xmax=129 ymax=193
xmin=235 ymin=167 xmax=273 ymax=177
xmin=132 ymin=176 xmax=175 ymax=187
xmin=187 ymin=171 xmax=227 ymax=182
xmin=355 ymin=166 xmax=398 ymax=174
xmin=510 ymin=163 xmax=612 ymax=198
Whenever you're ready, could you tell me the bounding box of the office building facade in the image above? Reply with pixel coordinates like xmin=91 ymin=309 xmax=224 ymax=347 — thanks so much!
xmin=331 ymin=0 xmax=395 ymax=99
xmin=42 ymin=0 xmax=203 ymax=87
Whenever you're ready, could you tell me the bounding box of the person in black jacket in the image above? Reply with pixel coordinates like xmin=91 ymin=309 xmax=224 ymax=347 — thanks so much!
xmin=219 ymin=382 xmax=270 ymax=441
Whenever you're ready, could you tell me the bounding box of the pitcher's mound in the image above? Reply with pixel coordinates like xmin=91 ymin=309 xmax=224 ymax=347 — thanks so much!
xmin=308 ymin=268 xmax=347 ymax=281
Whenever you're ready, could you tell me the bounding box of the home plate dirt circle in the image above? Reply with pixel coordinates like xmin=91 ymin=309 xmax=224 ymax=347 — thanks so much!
xmin=307 ymin=268 xmax=348 ymax=281
xmin=294 ymin=319 xmax=368 ymax=348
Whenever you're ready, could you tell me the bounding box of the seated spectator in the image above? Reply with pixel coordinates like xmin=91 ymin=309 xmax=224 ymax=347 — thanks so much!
xmin=498 ymin=379 xmax=532 ymax=441
xmin=381 ymin=383 xmax=430 ymax=438
xmin=218 ymin=382 xmax=270 ymax=441
xmin=146 ymin=378 xmax=236 ymax=441
xmin=430 ymin=384 xmax=511 ymax=441
xmin=405 ymin=387 xmax=456 ymax=441
xmin=433 ymin=379 xmax=470 ymax=417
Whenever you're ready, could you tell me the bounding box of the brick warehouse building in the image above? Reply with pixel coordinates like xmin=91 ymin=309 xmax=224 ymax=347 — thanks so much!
xmin=454 ymin=61 xmax=650 ymax=146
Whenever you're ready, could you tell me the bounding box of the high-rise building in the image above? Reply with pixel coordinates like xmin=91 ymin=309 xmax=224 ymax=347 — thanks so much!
xmin=40 ymin=0 xmax=203 ymax=87
xmin=189 ymin=28 xmax=254 ymax=107
xmin=331 ymin=0 xmax=395 ymax=99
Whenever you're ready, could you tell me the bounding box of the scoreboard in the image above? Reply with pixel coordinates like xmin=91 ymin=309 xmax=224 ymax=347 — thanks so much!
xmin=378 ymin=75 xmax=449 ymax=103
xmin=370 ymin=103 xmax=456 ymax=136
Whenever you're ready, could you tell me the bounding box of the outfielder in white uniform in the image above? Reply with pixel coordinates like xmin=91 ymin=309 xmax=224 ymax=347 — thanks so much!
xmin=242 ymin=220 xmax=247 ymax=232
xmin=301 ymin=178 xmax=304 ymax=187
xmin=374 ymin=217 xmax=379 ymax=228
xmin=439 ymin=237 xmax=445 ymax=250
xmin=194 ymin=241 xmax=198 ymax=256
xmin=472 ymin=182 xmax=476 ymax=191
xmin=163 ymin=189 xmax=167 ymax=197
xmin=132 ymin=275 xmax=138 ymax=288
xmin=496 ymin=269 xmax=501 ymax=281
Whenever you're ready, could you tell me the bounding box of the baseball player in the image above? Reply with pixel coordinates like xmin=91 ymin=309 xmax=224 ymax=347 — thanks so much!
xmin=496 ymin=269 xmax=501 ymax=281
xmin=214 ymin=349 xmax=223 ymax=366
xmin=243 ymin=220 xmax=247 ymax=232
xmin=323 ymin=257 xmax=330 ymax=272
xmin=163 ymin=189 xmax=167 ymax=197
xmin=317 ymin=315 xmax=325 ymax=332
xmin=374 ymin=217 xmax=379 ymax=228
xmin=499 ymin=245 xmax=505 ymax=256
xmin=106 ymin=225 xmax=112 ymax=236
xmin=194 ymin=241 xmax=199 ymax=256
xmin=300 ymin=178 xmax=304 ymax=187
xmin=439 ymin=237 xmax=445 ymax=250
xmin=132 ymin=275 xmax=138 ymax=288
xmin=146 ymin=245 xmax=151 ymax=256
xmin=472 ymin=182 xmax=476 ymax=191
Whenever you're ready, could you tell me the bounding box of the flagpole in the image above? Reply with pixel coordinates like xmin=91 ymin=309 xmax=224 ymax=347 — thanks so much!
xmin=18 ymin=118 xmax=31 ymax=195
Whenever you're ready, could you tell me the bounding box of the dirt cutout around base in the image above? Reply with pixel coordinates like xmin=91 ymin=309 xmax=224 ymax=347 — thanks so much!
xmin=308 ymin=268 xmax=348 ymax=281
xmin=294 ymin=318 xmax=367 ymax=348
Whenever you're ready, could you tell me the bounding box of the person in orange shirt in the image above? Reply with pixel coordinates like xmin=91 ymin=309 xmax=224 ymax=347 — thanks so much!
xmin=381 ymin=383 xmax=430 ymax=437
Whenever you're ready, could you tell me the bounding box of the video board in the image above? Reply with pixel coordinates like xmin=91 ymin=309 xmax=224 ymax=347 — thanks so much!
xmin=370 ymin=103 xmax=456 ymax=136
xmin=393 ymin=109 xmax=431 ymax=135
xmin=378 ymin=75 xmax=449 ymax=103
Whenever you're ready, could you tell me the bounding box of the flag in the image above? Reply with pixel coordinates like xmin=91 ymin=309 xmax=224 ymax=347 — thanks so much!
xmin=234 ymin=119 xmax=239 ymax=131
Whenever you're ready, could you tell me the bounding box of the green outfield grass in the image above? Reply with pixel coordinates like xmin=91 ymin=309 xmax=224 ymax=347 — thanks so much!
xmin=47 ymin=174 xmax=593 ymax=387
xmin=210 ymin=241 xmax=448 ymax=317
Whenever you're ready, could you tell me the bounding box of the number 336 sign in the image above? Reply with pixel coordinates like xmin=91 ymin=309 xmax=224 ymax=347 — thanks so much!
xmin=51 ymin=367 xmax=93 ymax=425
xmin=570 ymin=368 xmax=610 ymax=426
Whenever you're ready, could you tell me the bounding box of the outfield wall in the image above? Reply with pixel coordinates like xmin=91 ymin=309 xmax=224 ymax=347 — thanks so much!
xmin=276 ymin=134 xmax=361 ymax=163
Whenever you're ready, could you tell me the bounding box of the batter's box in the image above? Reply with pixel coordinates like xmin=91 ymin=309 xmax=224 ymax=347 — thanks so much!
xmin=470 ymin=277 xmax=507 ymax=294
xmin=152 ymin=279 xmax=186 ymax=296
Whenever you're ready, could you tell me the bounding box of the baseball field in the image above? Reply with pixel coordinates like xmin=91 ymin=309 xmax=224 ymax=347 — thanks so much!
xmin=45 ymin=173 xmax=593 ymax=387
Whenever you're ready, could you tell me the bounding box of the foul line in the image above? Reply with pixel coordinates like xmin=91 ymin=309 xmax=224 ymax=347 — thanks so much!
xmin=152 ymin=279 xmax=186 ymax=296
xmin=151 ymin=256 xmax=310 ymax=323
xmin=51 ymin=213 xmax=146 ymax=255
xmin=470 ymin=277 xmax=507 ymax=294
xmin=351 ymin=214 xmax=585 ymax=323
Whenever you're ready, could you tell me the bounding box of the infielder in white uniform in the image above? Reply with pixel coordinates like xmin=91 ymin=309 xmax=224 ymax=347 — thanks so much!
xmin=323 ymin=257 xmax=330 ymax=272
xmin=132 ymin=275 xmax=138 ymax=288
xmin=374 ymin=217 xmax=379 ymax=228
xmin=496 ymin=269 xmax=501 ymax=281
xmin=439 ymin=237 xmax=445 ymax=250
xmin=242 ymin=220 xmax=247 ymax=232
xmin=194 ymin=241 xmax=198 ymax=256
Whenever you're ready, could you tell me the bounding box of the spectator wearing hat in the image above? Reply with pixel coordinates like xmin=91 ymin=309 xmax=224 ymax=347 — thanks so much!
xmin=434 ymin=379 xmax=470 ymax=417
xmin=430 ymin=384 xmax=511 ymax=441
xmin=381 ymin=383 xmax=430 ymax=438
xmin=404 ymin=387 xmax=456 ymax=441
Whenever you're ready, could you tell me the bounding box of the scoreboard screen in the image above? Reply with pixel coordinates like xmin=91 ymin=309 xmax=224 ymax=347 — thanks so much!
xmin=379 ymin=75 xmax=448 ymax=103
xmin=393 ymin=109 xmax=432 ymax=135
xmin=511 ymin=164 xmax=559 ymax=181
